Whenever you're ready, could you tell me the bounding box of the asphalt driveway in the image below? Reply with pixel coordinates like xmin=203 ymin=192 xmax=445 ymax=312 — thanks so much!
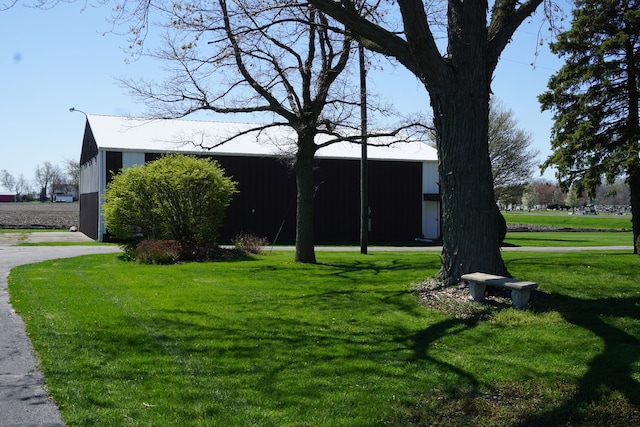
xmin=0 ymin=233 xmax=120 ymax=427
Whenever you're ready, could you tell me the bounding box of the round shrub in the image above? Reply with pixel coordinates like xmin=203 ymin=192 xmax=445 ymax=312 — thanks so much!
xmin=103 ymin=154 xmax=237 ymax=259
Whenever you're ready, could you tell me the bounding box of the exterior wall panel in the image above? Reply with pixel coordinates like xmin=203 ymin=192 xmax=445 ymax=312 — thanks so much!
xmin=105 ymin=151 xmax=123 ymax=185
xmin=79 ymin=157 xmax=99 ymax=194
xmin=215 ymin=156 xmax=297 ymax=243
xmin=123 ymin=152 xmax=146 ymax=169
xmin=368 ymin=161 xmax=423 ymax=241
xmin=94 ymin=150 xmax=433 ymax=244
xmin=79 ymin=192 xmax=99 ymax=240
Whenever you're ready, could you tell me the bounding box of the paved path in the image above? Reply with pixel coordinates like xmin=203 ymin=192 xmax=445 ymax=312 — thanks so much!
xmin=267 ymin=245 xmax=635 ymax=252
xmin=0 ymin=232 xmax=633 ymax=426
xmin=0 ymin=233 xmax=120 ymax=427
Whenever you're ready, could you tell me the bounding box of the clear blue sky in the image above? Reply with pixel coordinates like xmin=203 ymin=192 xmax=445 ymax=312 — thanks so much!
xmin=1 ymin=2 xmax=568 ymax=191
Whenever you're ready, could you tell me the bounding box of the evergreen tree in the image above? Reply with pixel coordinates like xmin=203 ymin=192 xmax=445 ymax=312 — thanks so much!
xmin=539 ymin=0 xmax=640 ymax=253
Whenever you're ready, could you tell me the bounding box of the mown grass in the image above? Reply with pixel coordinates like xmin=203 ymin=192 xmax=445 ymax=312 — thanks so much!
xmin=9 ymin=250 xmax=640 ymax=426
xmin=503 ymin=231 xmax=634 ymax=247
xmin=503 ymin=211 xmax=632 ymax=230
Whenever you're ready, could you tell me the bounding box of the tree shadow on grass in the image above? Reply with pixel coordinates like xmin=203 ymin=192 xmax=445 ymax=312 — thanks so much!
xmin=407 ymin=317 xmax=481 ymax=388
xmin=514 ymin=293 xmax=640 ymax=426
xmin=398 ymin=282 xmax=640 ymax=426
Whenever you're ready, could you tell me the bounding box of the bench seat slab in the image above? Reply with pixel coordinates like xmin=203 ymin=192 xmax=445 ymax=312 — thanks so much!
xmin=461 ymin=272 xmax=538 ymax=309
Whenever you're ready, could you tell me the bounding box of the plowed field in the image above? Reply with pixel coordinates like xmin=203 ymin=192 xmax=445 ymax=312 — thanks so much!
xmin=0 ymin=202 xmax=79 ymax=230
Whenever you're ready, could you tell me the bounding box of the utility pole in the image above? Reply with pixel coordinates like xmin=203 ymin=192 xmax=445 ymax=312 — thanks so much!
xmin=359 ymin=44 xmax=368 ymax=254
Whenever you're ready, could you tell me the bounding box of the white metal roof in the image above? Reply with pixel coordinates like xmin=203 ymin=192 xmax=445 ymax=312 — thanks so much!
xmin=86 ymin=114 xmax=438 ymax=162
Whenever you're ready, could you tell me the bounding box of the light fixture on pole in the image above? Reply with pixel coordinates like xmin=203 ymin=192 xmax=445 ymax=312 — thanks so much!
xmin=69 ymin=107 xmax=88 ymax=118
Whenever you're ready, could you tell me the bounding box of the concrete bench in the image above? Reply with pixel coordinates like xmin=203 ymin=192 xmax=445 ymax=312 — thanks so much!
xmin=461 ymin=272 xmax=538 ymax=309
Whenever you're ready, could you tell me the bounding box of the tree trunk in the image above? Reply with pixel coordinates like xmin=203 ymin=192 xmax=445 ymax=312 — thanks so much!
xmin=425 ymin=0 xmax=509 ymax=285
xmin=293 ymin=131 xmax=317 ymax=264
xmin=432 ymin=90 xmax=509 ymax=284
xmin=630 ymin=170 xmax=640 ymax=255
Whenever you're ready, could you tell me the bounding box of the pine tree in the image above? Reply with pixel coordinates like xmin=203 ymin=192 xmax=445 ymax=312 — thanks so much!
xmin=539 ymin=0 xmax=640 ymax=253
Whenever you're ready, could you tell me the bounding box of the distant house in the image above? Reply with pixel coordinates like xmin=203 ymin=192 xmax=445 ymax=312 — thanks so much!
xmin=53 ymin=192 xmax=74 ymax=203
xmin=0 ymin=192 xmax=17 ymax=203
xmin=79 ymin=115 xmax=440 ymax=243
xmin=52 ymin=184 xmax=78 ymax=202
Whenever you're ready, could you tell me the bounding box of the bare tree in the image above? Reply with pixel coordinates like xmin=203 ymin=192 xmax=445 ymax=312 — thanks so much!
xmin=34 ymin=162 xmax=63 ymax=202
xmin=15 ymin=174 xmax=30 ymax=200
xmin=1 ymin=170 xmax=15 ymax=193
xmin=122 ymin=0 xmax=417 ymax=263
xmin=63 ymin=158 xmax=80 ymax=190
xmin=2 ymin=170 xmax=31 ymax=201
xmin=305 ymin=0 xmax=564 ymax=283
xmin=489 ymin=98 xmax=539 ymax=205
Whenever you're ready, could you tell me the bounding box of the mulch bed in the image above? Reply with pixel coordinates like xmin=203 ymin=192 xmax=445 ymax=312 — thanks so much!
xmin=414 ymin=279 xmax=514 ymax=320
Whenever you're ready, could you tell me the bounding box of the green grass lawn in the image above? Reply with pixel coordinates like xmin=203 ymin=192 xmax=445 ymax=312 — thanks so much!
xmin=503 ymin=211 xmax=633 ymax=230
xmin=9 ymin=251 xmax=640 ymax=426
xmin=503 ymin=231 xmax=634 ymax=247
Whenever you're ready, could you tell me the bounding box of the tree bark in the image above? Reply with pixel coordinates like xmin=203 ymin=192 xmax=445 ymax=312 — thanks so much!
xmin=432 ymin=89 xmax=509 ymax=284
xmin=432 ymin=0 xmax=509 ymax=284
xmin=293 ymin=130 xmax=318 ymax=263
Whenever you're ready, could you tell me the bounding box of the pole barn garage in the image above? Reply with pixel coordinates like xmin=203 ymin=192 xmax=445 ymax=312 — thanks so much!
xmin=79 ymin=115 xmax=440 ymax=244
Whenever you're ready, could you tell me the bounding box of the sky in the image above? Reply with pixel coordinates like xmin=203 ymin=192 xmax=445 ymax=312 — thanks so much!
xmin=0 ymin=1 xmax=570 ymax=191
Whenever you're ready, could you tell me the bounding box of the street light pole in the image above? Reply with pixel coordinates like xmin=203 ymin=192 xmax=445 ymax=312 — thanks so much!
xmin=359 ymin=44 xmax=368 ymax=255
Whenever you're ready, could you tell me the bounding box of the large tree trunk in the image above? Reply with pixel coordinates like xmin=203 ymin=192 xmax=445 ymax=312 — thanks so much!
xmin=429 ymin=1 xmax=509 ymax=284
xmin=630 ymin=170 xmax=640 ymax=255
xmin=432 ymin=91 xmax=509 ymax=284
xmin=293 ymin=131 xmax=317 ymax=264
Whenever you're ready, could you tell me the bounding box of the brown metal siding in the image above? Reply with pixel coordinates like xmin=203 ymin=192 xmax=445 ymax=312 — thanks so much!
xmin=313 ymin=159 xmax=423 ymax=242
xmin=369 ymin=161 xmax=423 ymax=241
xmin=217 ymin=156 xmax=423 ymax=243
xmin=105 ymin=151 xmax=123 ymax=185
xmin=138 ymin=154 xmax=298 ymax=243
xmin=313 ymin=158 xmax=360 ymax=242
xmin=79 ymin=122 xmax=99 ymax=166
xmin=103 ymin=153 xmax=423 ymax=243
xmin=215 ymin=156 xmax=297 ymax=243
xmin=79 ymin=192 xmax=99 ymax=240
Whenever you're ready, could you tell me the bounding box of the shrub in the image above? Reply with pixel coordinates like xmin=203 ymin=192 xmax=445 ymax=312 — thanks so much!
xmin=103 ymin=154 xmax=237 ymax=259
xmin=135 ymin=240 xmax=181 ymax=265
xmin=119 ymin=240 xmax=140 ymax=262
xmin=233 ymin=233 xmax=269 ymax=255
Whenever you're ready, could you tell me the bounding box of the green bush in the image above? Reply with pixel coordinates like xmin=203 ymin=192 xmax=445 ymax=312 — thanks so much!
xmin=103 ymin=155 xmax=237 ymax=259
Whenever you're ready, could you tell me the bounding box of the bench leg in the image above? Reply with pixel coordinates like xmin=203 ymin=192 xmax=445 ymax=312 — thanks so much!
xmin=510 ymin=289 xmax=531 ymax=309
xmin=467 ymin=281 xmax=486 ymax=302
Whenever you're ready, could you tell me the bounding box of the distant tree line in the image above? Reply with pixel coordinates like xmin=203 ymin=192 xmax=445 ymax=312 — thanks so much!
xmin=0 ymin=159 xmax=79 ymax=202
xmin=517 ymin=179 xmax=632 ymax=211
